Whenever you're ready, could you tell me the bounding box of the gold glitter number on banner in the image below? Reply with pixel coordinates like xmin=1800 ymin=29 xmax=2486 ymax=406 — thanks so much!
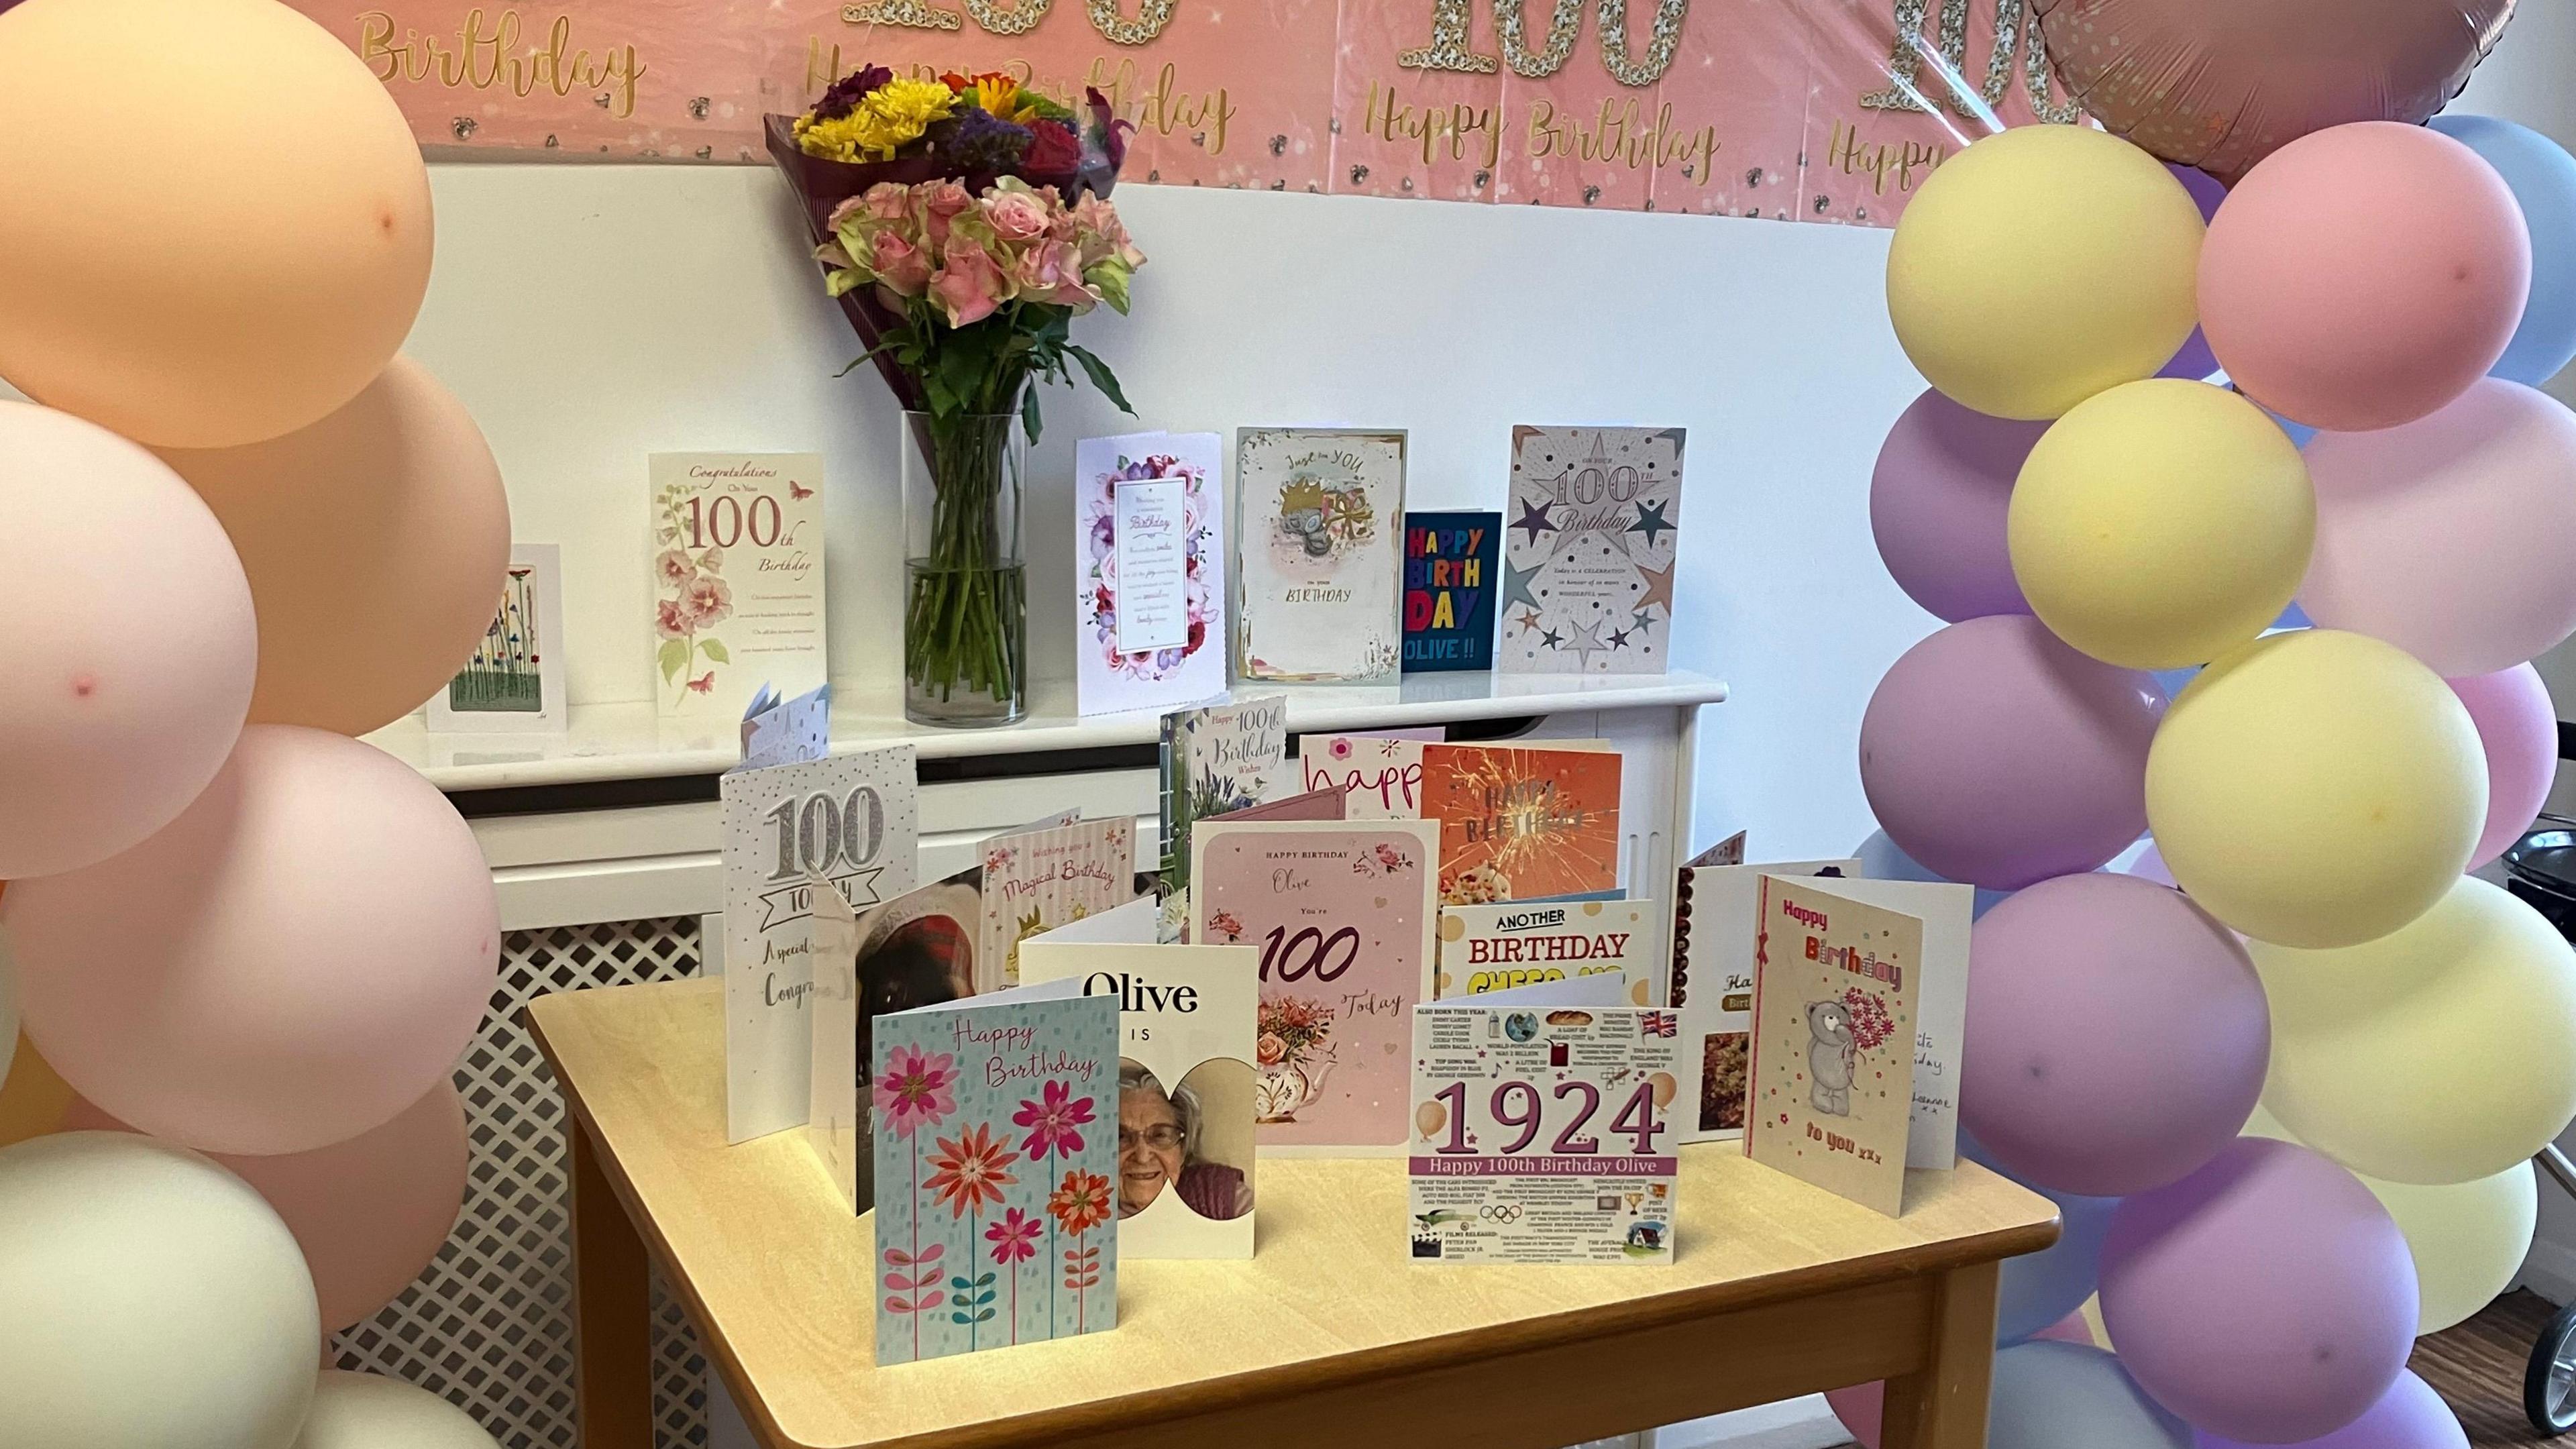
xmin=1595 ymin=0 xmax=1687 ymax=88
xmin=963 ymin=0 xmax=1053 ymax=34
xmin=1863 ymin=0 xmax=2072 ymax=118
xmin=1088 ymin=0 xmax=1175 ymax=44
xmin=842 ymin=0 xmax=963 ymax=30
xmin=2021 ymin=2 xmax=2082 ymax=124
xmin=1399 ymin=0 xmax=1501 ymax=74
xmin=1497 ymin=0 xmax=1585 ymax=78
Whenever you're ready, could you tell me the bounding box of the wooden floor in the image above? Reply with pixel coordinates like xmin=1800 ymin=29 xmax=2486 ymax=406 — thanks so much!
xmin=2419 ymin=1291 xmax=2569 ymax=1448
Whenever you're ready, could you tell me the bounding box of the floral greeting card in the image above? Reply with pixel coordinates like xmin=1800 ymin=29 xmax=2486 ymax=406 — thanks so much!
xmin=975 ymin=816 xmax=1137 ymax=992
xmin=1157 ymin=695 xmax=1289 ymax=941
xmin=1075 ymin=431 xmax=1226 ymax=716
xmin=1018 ymin=941 xmax=1260 ymax=1260
xmin=1497 ymin=427 xmax=1685 ymax=676
xmin=1403 ymin=511 xmax=1501 ymax=673
xmin=649 ymin=453 xmax=826 ymax=722
xmin=1418 ymin=744 xmax=1623 ymax=906
xmin=1234 ymin=429 xmax=1406 ymax=682
xmin=1435 ymin=898 xmax=1662 ymax=1003
xmin=1407 ymin=975 xmax=1680 ymax=1265
xmin=869 ymin=980 xmax=1120 ymax=1364
xmin=429 ymin=543 xmax=567 ymax=733
xmin=1189 ymin=818 xmax=1440 ymax=1155
xmin=1745 ymin=876 xmax=1922 ymax=1218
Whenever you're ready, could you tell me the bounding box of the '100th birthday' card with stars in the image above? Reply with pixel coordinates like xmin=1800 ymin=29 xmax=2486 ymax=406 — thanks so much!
xmin=1499 ymin=427 xmax=1686 ymax=675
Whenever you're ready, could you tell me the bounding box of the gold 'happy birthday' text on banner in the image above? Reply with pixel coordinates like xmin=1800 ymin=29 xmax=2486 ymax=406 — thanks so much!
xmin=301 ymin=0 xmax=2076 ymax=224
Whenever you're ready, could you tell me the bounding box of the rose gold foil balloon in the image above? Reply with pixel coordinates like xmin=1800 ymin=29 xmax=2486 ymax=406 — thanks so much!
xmin=2032 ymin=0 xmax=2515 ymax=182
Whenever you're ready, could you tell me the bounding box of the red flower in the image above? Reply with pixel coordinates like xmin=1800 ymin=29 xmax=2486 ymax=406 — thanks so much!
xmin=1024 ymin=117 xmax=1080 ymax=176
xmin=1047 ymin=1169 xmax=1113 ymax=1234
xmin=924 ymin=1122 xmax=1020 ymax=1218
xmin=1011 ymin=1078 xmax=1095 ymax=1161
xmin=985 ymin=1206 xmax=1041 ymax=1265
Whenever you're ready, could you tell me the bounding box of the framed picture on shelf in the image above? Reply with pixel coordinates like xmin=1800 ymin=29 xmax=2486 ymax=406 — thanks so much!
xmin=429 ymin=543 xmax=568 ymax=733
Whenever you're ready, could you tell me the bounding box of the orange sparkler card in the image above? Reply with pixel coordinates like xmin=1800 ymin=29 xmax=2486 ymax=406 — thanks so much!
xmin=1418 ymin=745 xmax=1622 ymax=906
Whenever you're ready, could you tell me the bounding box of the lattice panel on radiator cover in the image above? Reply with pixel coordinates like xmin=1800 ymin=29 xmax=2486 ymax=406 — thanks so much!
xmin=330 ymin=916 xmax=712 ymax=1449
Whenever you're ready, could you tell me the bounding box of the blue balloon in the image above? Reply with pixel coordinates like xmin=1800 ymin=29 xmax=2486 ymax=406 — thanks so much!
xmin=1990 ymin=1342 xmax=2192 ymax=1449
xmin=1963 ymin=1132 xmax=2121 ymax=1344
xmin=2150 ymin=667 xmax=2199 ymax=698
xmin=2268 ymin=411 xmax=2318 ymax=450
xmin=2432 ymin=113 xmax=2576 ymax=388
xmin=2273 ymin=600 xmax=2310 ymax=631
xmin=1853 ymin=830 xmax=2009 ymax=918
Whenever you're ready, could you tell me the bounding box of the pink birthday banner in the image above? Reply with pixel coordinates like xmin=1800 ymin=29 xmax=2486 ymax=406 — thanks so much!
xmin=307 ymin=0 xmax=2078 ymax=224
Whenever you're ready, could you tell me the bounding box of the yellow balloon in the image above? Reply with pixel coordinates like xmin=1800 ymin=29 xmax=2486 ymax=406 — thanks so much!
xmin=2147 ymin=631 xmax=2484 ymax=948
xmin=0 ymin=0 xmax=434 ymax=447
xmin=1886 ymin=125 xmax=2204 ymax=421
xmin=2255 ymin=876 xmax=2576 ymax=1186
xmin=2241 ymin=1104 xmax=2535 ymax=1335
xmin=2011 ymin=381 xmax=2314 ymax=670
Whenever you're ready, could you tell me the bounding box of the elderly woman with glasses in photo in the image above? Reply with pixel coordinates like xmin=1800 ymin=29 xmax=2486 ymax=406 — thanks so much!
xmin=1117 ymin=1063 xmax=1252 ymax=1220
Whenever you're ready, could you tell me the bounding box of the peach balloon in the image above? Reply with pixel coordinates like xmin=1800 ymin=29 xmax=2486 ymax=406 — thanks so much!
xmin=65 ymin=1083 xmax=466 ymax=1332
xmin=2202 ymin=122 xmax=2529 ymax=433
xmin=158 ymin=358 xmax=511 ymax=737
xmin=0 ymin=0 xmax=433 ymax=447
xmin=6 ymin=726 xmax=497 ymax=1156
xmin=0 ymin=402 xmax=256 ymax=879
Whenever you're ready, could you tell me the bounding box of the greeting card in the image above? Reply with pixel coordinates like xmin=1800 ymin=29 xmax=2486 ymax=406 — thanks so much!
xmin=1234 ymin=429 xmax=1406 ymax=682
xmin=1671 ymin=845 xmax=1858 ymax=1144
xmin=722 ymin=743 xmax=917 ymax=1143
xmin=1407 ymin=975 xmax=1680 ymax=1265
xmin=1436 ymin=898 xmax=1662 ymax=1004
xmin=1299 ymin=734 xmax=1429 ymax=819
xmin=650 ymin=453 xmax=826 ymax=721
xmin=1019 ymin=941 xmax=1260 ymax=1259
xmin=1498 ymin=427 xmax=1685 ymax=676
xmin=975 ymin=817 xmax=1138 ymax=991
xmin=739 ymin=683 xmax=829 ymax=771
xmin=429 ymin=543 xmax=567 ymax=733
xmin=1418 ymin=744 xmax=1623 ymax=906
xmin=1402 ymin=511 xmax=1501 ymax=673
xmin=1157 ymin=696 xmax=1289 ymax=941
xmin=1746 ymin=877 xmax=1921 ymax=1216
xmin=869 ymin=980 xmax=1120 ymax=1364
xmin=1189 ymin=818 xmax=1440 ymax=1155
xmin=1075 ymin=432 xmax=1226 ymax=716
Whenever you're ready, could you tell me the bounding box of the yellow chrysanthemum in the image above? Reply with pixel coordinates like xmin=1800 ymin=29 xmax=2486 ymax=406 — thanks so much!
xmin=794 ymin=77 xmax=956 ymax=162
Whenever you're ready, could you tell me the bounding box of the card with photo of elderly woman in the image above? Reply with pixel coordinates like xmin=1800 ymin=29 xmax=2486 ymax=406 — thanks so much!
xmin=1019 ymin=941 xmax=1260 ymax=1258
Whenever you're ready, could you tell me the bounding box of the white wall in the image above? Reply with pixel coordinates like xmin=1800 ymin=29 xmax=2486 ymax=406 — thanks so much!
xmin=407 ymin=164 xmax=1929 ymax=861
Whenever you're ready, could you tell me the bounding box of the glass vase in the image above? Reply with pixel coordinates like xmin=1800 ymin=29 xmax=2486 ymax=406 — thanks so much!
xmin=901 ymin=411 xmax=1027 ymax=728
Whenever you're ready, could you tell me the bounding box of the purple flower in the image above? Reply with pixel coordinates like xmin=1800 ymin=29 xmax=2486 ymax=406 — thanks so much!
xmin=926 ymin=105 xmax=1032 ymax=174
xmin=812 ymin=64 xmax=894 ymax=122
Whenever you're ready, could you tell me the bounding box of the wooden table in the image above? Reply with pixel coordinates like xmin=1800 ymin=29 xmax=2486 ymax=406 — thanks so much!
xmin=529 ymin=979 xmax=2057 ymax=1449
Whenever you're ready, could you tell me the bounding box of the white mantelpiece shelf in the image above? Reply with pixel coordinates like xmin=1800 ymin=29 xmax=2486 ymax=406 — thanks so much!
xmin=366 ymin=670 xmax=1729 ymax=793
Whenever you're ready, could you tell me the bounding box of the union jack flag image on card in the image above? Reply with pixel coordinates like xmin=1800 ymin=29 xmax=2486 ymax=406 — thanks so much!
xmin=1641 ymin=1011 xmax=1678 ymax=1038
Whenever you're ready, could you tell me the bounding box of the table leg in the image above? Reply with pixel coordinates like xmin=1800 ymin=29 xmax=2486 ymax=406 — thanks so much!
xmin=572 ymin=1119 xmax=654 ymax=1449
xmin=1878 ymin=1262 xmax=2001 ymax=1449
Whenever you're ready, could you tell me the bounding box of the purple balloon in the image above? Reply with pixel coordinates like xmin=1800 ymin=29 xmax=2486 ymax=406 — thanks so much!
xmin=2157 ymin=165 xmax=2227 ymax=381
xmin=1870 ymin=390 xmax=2044 ymax=624
xmin=2451 ymin=663 xmax=2557 ymax=871
xmin=1860 ymin=616 xmax=2167 ymax=890
xmin=2104 ymin=1139 xmax=2418 ymax=1445
xmin=2196 ymin=1371 xmax=2465 ymax=1449
xmin=1964 ymin=875 xmax=2267 ymax=1197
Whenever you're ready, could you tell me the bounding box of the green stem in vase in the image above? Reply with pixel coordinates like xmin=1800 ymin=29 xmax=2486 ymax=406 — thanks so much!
xmin=906 ymin=402 xmax=1026 ymax=714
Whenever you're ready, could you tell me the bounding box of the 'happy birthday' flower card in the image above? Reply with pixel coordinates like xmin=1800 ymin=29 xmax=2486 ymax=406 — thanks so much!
xmin=1075 ymin=431 xmax=1226 ymax=717
xmin=869 ymin=979 xmax=1120 ymax=1364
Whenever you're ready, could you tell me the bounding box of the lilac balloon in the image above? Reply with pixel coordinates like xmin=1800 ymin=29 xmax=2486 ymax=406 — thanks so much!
xmin=2156 ymin=166 xmax=2227 ymax=381
xmin=1964 ymin=875 xmax=2267 ymax=1197
xmin=1870 ymin=390 xmax=2043 ymax=623
xmin=2196 ymin=1371 xmax=2464 ymax=1449
xmin=2103 ymin=1139 xmax=2418 ymax=1445
xmin=1860 ymin=616 xmax=2168 ymax=890
xmin=2451 ymin=663 xmax=2557 ymax=869
xmin=1853 ymin=829 xmax=2012 ymax=918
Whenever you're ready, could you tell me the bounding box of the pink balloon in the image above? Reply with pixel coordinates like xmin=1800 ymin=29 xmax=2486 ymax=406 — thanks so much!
xmin=0 ymin=402 xmax=255 ymax=879
xmin=63 ymin=1081 xmax=466 ymax=1332
xmin=1826 ymin=1382 xmax=1884 ymax=1449
xmin=2453 ymin=664 xmax=2557 ymax=871
xmin=1964 ymin=875 xmax=2268 ymax=1197
xmin=7 ymin=726 xmax=497 ymax=1155
xmin=1870 ymin=390 xmax=2043 ymax=624
xmin=2302 ymin=378 xmax=2576 ymax=677
xmin=1860 ymin=616 xmax=2168 ymax=891
xmin=2202 ymin=123 xmax=2530 ymax=433
xmin=2032 ymin=0 xmax=2513 ymax=184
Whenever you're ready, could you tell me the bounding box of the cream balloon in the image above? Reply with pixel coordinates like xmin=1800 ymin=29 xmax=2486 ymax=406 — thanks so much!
xmin=2010 ymin=380 xmax=2314 ymax=670
xmin=0 ymin=1132 xmax=319 ymax=1449
xmin=2241 ymin=1104 xmax=2535 ymax=1335
xmin=2146 ymin=631 xmax=2485 ymax=949
xmin=1886 ymin=125 xmax=2204 ymax=420
xmin=294 ymin=1371 xmax=500 ymax=1449
xmin=0 ymin=0 xmax=433 ymax=448
xmin=2254 ymin=877 xmax=2576 ymax=1187
xmin=0 ymin=936 xmax=14 ymax=1086
xmin=157 ymin=358 xmax=512 ymax=737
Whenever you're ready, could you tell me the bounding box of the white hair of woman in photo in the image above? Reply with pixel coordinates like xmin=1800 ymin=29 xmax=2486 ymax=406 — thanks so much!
xmin=1118 ymin=1063 xmax=1251 ymax=1220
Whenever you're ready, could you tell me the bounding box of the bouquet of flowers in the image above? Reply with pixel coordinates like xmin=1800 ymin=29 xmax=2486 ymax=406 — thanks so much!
xmin=767 ymin=66 xmax=1145 ymax=724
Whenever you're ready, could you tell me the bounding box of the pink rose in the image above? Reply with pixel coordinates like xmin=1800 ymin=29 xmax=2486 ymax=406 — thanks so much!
xmin=871 ymin=229 xmax=932 ymax=295
xmin=865 ymin=182 xmax=912 ymax=222
xmin=1071 ymin=195 xmax=1144 ymax=270
xmin=1013 ymin=238 xmax=1095 ymax=310
xmin=918 ymin=180 xmax=973 ymax=248
xmin=930 ymin=236 xmax=1011 ymax=326
xmin=654 ymin=598 xmax=690 ymax=639
xmin=981 ymin=186 xmax=1051 ymax=243
xmin=1256 ymin=1032 xmax=1287 ymax=1067
xmin=683 ymin=574 xmax=733 ymax=627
